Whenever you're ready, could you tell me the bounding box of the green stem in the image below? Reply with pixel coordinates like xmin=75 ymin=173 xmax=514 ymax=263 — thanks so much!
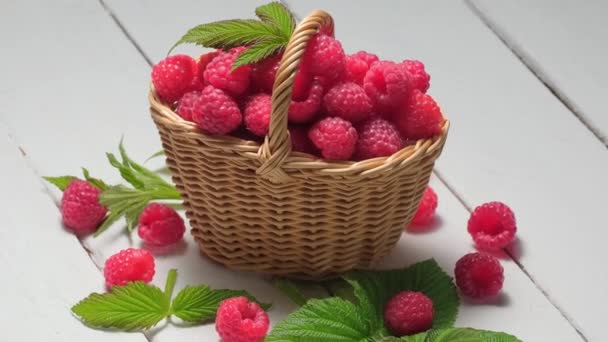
xmin=165 ymin=269 xmax=178 ymax=300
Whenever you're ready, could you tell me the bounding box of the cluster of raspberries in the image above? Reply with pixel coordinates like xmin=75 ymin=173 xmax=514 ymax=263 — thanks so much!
xmin=152 ymin=33 xmax=444 ymax=161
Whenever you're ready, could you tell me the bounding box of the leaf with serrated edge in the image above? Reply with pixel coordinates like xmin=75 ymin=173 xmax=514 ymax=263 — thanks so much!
xmin=232 ymin=39 xmax=284 ymax=69
xmin=343 ymin=259 xmax=459 ymax=330
xmin=401 ymin=328 xmax=523 ymax=342
xmin=43 ymin=175 xmax=78 ymax=191
xmin=82 ymin=167 xmax=108 ymax=191
xmin=255 ymin=2 xmax=295 ymax=38
xmin=171 ymin=285 xmax=271 ymax=322
xmin=71 ymin=282 xmax=169 ymax=331
xmin=274 ymin=278 xmax=308 ymax=307
xmin=266 ymin=297 xmax=370 ymax=341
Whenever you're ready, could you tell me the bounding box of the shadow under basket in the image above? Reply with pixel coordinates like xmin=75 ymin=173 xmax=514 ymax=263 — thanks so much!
xmin=149 ymin=9 xmax=450 ymax=280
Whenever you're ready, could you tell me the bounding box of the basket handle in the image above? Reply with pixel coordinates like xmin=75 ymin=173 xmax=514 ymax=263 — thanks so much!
xmin=256 ymin=10 xmax=334 ymax=182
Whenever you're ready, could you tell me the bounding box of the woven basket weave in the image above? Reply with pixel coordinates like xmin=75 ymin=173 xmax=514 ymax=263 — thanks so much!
xmin=149 ymin=10 xmax=449 ymax=279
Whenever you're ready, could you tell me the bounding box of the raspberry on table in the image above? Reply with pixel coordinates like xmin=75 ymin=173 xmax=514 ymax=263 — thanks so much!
xmin=308 ymin=117 xmax=358 ymax=160
xmin=193 ymin=85 xmax=242 ymax=135
xmin=60 ymin=180 xmax=107 ymax=235
xmin=137 ymin=203 xmax=185 ymax=247
xmin=364 ymin=60 xmax=411 ymax=114
xmin=395 ymin=89 xmax=443 ymax=140
xmin=151 ymin=54 xmax=199 ymax=103
xmin=323 ymin=82 xmax=373 ymax=123
xmin=288 ymin=79 xmax=323 ymax=124
xmin=203 ymin=48 xmax=251 ymax=96
xmin=402 ymin=60 xmax=430 ymax=93
xmin=176 ymin=90 xmax=202 ymax=121
xmin=197 ymin=50 xmax=220 ymax=85
xmin=343 ymin=55 xmax=369 ymax=85
xmin=104 ymin=248 xmax=155 ymax=288
xmin=215 ymin=296 xmax=269 ymax=342
xmin=352 ymin=50 xmax=379 ymax=67
xmin=303 ymin=33 xmax=345 ymax=84
xmin=409 ymin=186 xmax=438 ymax=227
xmin=289 ymin=125 xmax=316 ymax=154
xmin=244 ymin=94 xmax=272 ymax=136
xmin=384 ymin=291 xmax=434 ymax=336
xmin=355 ymin=118 xmax=402 ymax=160
xmin=455 ymin=252 xmax=504 ymax=299
xmin=468 ymin=201 xmax=517 ymax=250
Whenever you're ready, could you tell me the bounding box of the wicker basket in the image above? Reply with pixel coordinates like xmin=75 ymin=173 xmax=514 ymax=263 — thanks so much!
xmin=149 ymin=10 xmax=449 ymax=279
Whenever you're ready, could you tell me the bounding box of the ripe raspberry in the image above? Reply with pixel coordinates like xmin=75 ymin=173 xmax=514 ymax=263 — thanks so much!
xmin=104 ymin=248 xmax=155 ymax=288
xmin=409 ymin=186 xmax=438 ymax=227
xmin=197 ymin=50 xmax=220 ymax=84
xmin=289 ymin=125 xmax=316 ymax=154
xmin=395 ymin=90 xmax=443 ymax=140
xmin=216 ymin=296 xmax=269 ymax=342
xmin=352 ymin=51 xmax=379 ymax=67
xmin=402 ymin=60 xmax=430 ymax=93
xmin=288 ymin=79 xmax=323 ymax=123
xmin=176 ymin=90 xmax=202 ymax=121
xmin=193 ymin=86 xmax=242 ymax=135
xmin=364 ymin=61 xmax=410 ymax=113
xmin=343 ymin=55 xmax=369 ymax=85
xmin=355 ymin=118 xmax=402 ymax=160
xmin=303 ymin=33 xmax=345 ymax=83
xmin=309 ymin=117 xmax=358 ymax=160
xmin=384 ymin=291 xmax=434 ymax=336
xmin=251 ymin=54 xmax=311 ymax=100
xmin=455 ymin=252 xmax=504 ymax=299
xmin=468 ymin=202 xmax=517 ymax=250
xmin=323 ymin=82 xmax=373 ymax=123
xmin=138 ymin=203 xmax=185 ymax=247
xmin=204 ymin=48 xmax=251 ymax=95
xmin=244 ymin=94 xmax=272 ymax=136
xmin=151 ymin=54 xmax=198 ymax=103
xmin=60 ymin=180 xmax=107 ymax=235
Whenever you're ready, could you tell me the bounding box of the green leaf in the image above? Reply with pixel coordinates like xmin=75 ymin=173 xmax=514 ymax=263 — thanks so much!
xmin=82 ymin=167 xmax=108 ymax=191
xmin=232 ymin=38 xmax=284 ymax=69
xmin=43 ymin=175 xmax=78 ymax=191
xmin=402 ymin=328 xmax=523 ymax=342
xmin=274 ymin=278 xmax=308 ymax=307
xmin=145 ymin=149 xmax=165 ymax=163
xmin=478 ymin=330 xmax=523 ymax=342
xmin=71 ymin=281 xmax=169 ymax=331
xmin=107 ymin=152 xmax=144 ymax=189
xmin=255 ymin=2 xmax=295 ymax=38
xmin=171 ymin=285 xmax=271 ymax=322
xmin=267 ymin=297 xmax=370 ymax=341
xmin=343 ymin=259 xmax=459 ymax=330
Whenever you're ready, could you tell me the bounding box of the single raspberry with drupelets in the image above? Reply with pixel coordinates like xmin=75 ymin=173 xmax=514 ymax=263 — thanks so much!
xmin=203 ymin=48 xmax=251 ymax=96
xmin=384 ymin=291 xmax=434 ymax=336
xmin=364 ymin=60 xmax=411 ymax=114
xmin=303 ymin=33 xmax=346 ymax=84
xmin=352 ymin=50 xmax=379 ymax=67
xmin=395 ymin=89 xmax=443 ymax=140
xmin=343 ymin=55 xmax=369 ymax=85
xmin=215 ymin=296 xmax=269 ymax=342
xmin=197 ymin=50 xmax=220 ymax=85
xmin=137 ymin=203 xmax=185 ymax=247
xmin=402 ymin=60 xmax=430 ymax=93
xmin=60 ymin=180 xmax=107 ymax=235
xmin=309 ymin=117 xmax=358 ymax=160
xmin=152 ymin=54 xmax=199 ymax=103
xmin=323 ymin=82 xmax=373 ymax=123
xmin=355 ymin=117 xmax=402 ymax=160
xmin=468 ymin=201 xmax=517 ymax=250
xmin=288 ymin=79 xmax=324 ymax=123
xmin=409 ymin=186 xmax=438 ymax=227
xmin=455 ymin=252 xmax=504 ymax=299
xmin=176 ymin=90 xmax=202 ymax=121
xmin=244 ymin=94 xmax=272 ymax=136
xmin=103 ymin=248 xmax=155 ymax=288
xmin=251 ymin=54 xmax=311 ymax=100
xmin=193 ymin=85 xmax=242 ymax=135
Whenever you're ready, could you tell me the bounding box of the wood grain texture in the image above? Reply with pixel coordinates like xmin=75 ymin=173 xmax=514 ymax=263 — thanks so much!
xmin=470 ymin=0 xmax=608 ymax=145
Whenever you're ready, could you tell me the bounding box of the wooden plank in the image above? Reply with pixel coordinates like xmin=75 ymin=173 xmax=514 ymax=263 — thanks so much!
xmin=0 ymin=124 xmax=146 ymax=341
xmin=285 ymin=0 xmax=606 ymax=339
xmin=470 ymin=0 xmax=608 ymax=145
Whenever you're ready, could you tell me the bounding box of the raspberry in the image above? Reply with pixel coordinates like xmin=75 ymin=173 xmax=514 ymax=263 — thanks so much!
xmin=455 ymin=252 xmax=504 ymax=299
xmin=104 ymin=248 xmax=155 ymax=288
xmin=343 ymin=55 xmax=369 ymax=85
xmin=384 ymin=291 xmax=434 ymax=336
xmin=289 ymin=125 xmax=316 ymax=154
xmin=244 ymin=94 xmax=272 ymax=136
xmin=309 ymin=117 xmax=358 ymax=160
xmin=288 ymin=79 xmax=323 ymax=123
xmin=215 ymin=296 xmax=269 ymax=342
xmin=151 ymin=54 xmax=198 ymax=103
xmin=409 ymin=186 xmax=438 ymax=227
xmin=197 ymin=50 xmax=220 ymax=84
xmin=303 ymin=33 xmax=345 ymax=83
xmin=60 ymin=180 xmax=107 ymax=235
xmin=193 ymin=85 xmax=242 ymax=135
xmin=204 ymin=48 xmax=251 ymax=95
xmin=323 ymin=82 xmax=373 ymax=123
xmin=138 ymin=203 xmax=186 ymax=247
xmin=251 ymin=54 xmax=311 ymax=100
xmin=355 ymin=118 xmax=402 ymax=160
xmin=364 ymin=61 xmax=410 ymax=114
xmin=352 ymin=51 xmax=379 ymax=67
xmin=402 ymin=60 xmax=430 ymax=93
xmin=395 ymin=90 xmax=443 ymax=140
xmin=176 ymin=90 xmax=202 ymax=121
xmin=468 ymin=202 xmax=517 ymax=250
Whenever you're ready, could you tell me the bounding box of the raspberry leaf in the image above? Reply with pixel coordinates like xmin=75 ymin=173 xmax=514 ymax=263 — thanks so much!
xmin=81 ymin=167 xmax=108 ymax=191
xmin=171 ymin=285 xmax=271 ymax=322
xmin=343 ymin=259 xmax=459 ymax=329
xmin=232 ymin=38 xmax=285 ymax=69
xmin=273 ymin=278 xmax=308 ymax=307
xmin=400 ymin=328 xmax=523 ymax=342
xmin=43 ymin=175 xmax=78 ymax=191
xmin=255 ymin=2 xmax=295 ymax=39
xmin=266 ymin=297 xmax=371 ymax=341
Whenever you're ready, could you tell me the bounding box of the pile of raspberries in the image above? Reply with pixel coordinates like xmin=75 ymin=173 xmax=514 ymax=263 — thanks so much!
xmin=152 ymin=33 xmax=444 ymax=161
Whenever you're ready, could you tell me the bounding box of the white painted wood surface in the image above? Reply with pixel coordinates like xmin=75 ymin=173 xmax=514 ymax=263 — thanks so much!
xmin=470 ymin=0 xmax=608 ymax=144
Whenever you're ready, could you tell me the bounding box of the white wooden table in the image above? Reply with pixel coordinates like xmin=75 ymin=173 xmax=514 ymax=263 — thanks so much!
xmin=1 ymin=0 xmax=605 ymax=340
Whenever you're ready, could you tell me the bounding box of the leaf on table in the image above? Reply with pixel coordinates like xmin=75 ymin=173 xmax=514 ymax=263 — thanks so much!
xmin=273 ymin=278 xmax=308 ymax=307
xmin=82 ymin=167 xmax=108 ymax=191
xmin=402 ymin=328 xmax=523 ymax=342
xmin=42 ymin=175 xmax=78 ymax=191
